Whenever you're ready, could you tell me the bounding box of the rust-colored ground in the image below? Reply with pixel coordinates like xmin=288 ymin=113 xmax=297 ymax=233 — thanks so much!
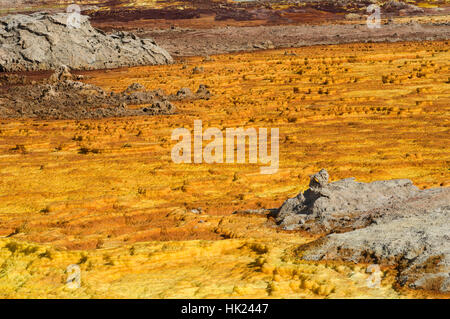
xmin=0 ymin=40 xmax=449 ymax=298
xmin=3 ymin=0 xmax=447 ymax=31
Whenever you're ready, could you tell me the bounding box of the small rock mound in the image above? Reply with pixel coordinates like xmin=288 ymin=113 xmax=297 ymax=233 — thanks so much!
xmin=0 ymin=69 xmax=176 ymax=119
xmin=0 ymin=12 xmax=172 ymax=72
xmin=49 ymin=65 xmax=81 ymax=82
xmin=175 ymin=88 xmax=194 ymax=99
xmin=169 ymin=84 xmax=211 ymax=101
xmin=0 ymin=67 xmax=214 ymax=120
xmin=382 ymin=0 xmax=424 ymax=14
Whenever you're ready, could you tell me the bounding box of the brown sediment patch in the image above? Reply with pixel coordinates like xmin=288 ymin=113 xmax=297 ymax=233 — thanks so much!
xmin=85 ymin=1 xmax=449 ymax=31
xmin=0 ymin=70 xmax=53 ymax=91
xmin=88 ymin=6 xmax=346 ymax=31
xmin=0 ymin=66 xmax=212 ymax=120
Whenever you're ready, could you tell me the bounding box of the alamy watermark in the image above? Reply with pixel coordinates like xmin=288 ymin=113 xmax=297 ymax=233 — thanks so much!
xmin=67 ymin=4 xmax=82 ymax=29
xmin=66 ymin=264 xmax=81 ymax=289
xmin=366 ymin=5 xmax=381 ymax=29
xmin=366 ymin=264 xmax=382 ymax=288
xmin=171 ymin=120 xmax=279 ymax=174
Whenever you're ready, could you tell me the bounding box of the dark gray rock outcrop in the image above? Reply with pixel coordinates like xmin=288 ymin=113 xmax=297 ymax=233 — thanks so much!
xmin=0 ymin=67 xmax=214 ymax=119
xmin=0 ymin=66 xmax=176 ymax=119
xmin=0 ymin=78 xmax=176 ymax=120
xmin=0 ymin=12 xmax=172 ymax=72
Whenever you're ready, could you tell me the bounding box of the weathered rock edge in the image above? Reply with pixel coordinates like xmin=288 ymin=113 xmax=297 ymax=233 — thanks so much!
xmin=0 ymin=12 xmax=173 ymax=72
xmin=275 ymin=169 xmax=450 ymax=293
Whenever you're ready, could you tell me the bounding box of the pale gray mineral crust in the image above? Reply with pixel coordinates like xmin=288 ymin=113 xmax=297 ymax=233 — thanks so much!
xmin=276 ymin=169 xmax=450 ymax=293
xmin=277 ymin=169 xmax=422 ymax=233
xmin=0 ymin=12 xmax=173 ymax=72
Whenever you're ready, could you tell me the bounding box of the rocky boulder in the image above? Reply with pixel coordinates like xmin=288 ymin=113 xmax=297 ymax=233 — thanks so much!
xmin=276 ymin=169 xmax=450 ymax=293
xmin=0 ymin=12 xmax=173 ymax=72
xmin=276 ymin=169 xmax=420 ymax=233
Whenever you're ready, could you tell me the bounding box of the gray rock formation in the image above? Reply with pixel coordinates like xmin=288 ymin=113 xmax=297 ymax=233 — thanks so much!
xmin=0 ymin=12 xmax=172 ymax=72
xmin=303 ymin=204 xmax=450 ymax=293
xmin=276 ymin=169 xmax=450 ymax=293
xmin=169 ymin=84 xmax=211 ymax=101
xmin=276 ymin=169 xmax=420 ymax=233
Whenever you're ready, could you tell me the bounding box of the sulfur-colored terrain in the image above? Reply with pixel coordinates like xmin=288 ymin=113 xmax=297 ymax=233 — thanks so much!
xmin=0 ymin=40 xmax=449 ymax=298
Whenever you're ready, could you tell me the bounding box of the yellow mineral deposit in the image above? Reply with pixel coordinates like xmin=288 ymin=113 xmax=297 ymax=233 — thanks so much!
xmin=0 ymin=40 xmax=448 ymax=298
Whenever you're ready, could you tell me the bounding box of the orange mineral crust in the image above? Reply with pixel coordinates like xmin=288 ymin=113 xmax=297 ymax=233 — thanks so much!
xmin=0 ymin=40 xmax=449 ymax=298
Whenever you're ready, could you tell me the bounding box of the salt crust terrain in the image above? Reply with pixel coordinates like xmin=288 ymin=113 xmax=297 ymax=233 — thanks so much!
xmin=0 ymin=39 xmax=448 ymax=298
xmin=0 ymin=2 xmax=449 ymax=298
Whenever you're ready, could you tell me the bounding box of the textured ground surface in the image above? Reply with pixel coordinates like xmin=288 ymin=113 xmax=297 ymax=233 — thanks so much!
xmin=147 ymin=20 xmax=450 ymax=57
xmin=0 ymin=40 xmax=448 ymax=298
